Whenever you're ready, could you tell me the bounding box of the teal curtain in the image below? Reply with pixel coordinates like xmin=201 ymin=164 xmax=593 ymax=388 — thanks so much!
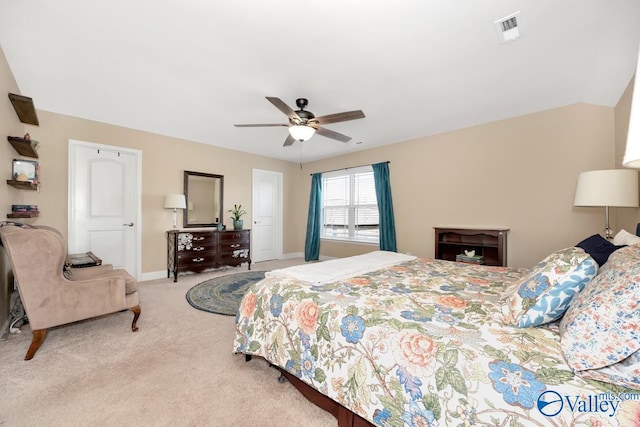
xmin=304 ymin=173 xmax=322 ymax=261
xmin=372 ymin=162 xmax=397 ymax=252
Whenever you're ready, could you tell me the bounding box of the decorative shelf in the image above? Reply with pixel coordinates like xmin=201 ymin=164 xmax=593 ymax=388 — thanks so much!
xmin=8 ymin=93 xmax=39 ymax=125
xmin=7 ymin=212 xmax=39 ymax=219
xmin=7 ymin=136 xmax=39 ymax=158
xmin=6 ymin=180 xmax=38 ymax=191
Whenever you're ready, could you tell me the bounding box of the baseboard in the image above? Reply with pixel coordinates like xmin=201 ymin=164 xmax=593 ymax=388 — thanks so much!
xmin=140 ymin=253 xmax=336 ymax=282
xmin=281 ymin=252 xmax=335 ymax=261
xmin=139 ymin=270 xmax=167 ymax=282
xmin=281 ymin=252 xmax=303 ymax=259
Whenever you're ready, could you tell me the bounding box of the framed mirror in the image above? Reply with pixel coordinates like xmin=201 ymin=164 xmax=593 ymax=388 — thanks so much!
xmin=183 ymin=171 xmax=224 ymax=228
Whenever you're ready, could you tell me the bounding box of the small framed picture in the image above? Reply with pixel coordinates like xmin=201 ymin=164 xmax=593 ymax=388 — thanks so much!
xmin=12 ymin=159 xmax=39 ymax=183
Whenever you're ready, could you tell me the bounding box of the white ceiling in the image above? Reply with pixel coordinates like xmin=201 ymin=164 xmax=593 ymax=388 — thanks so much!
xmin=1 ymin=1 xmax=639 ymax=163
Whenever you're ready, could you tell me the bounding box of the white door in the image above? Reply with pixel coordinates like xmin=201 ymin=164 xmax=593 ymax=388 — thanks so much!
xmin=251 ymin=169 xmax=282 ymax=263
xmin=68 ymin=140 xmax=141 ymax=278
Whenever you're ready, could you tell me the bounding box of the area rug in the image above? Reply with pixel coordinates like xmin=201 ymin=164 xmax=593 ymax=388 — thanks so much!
xmin=185 ymin=271 xmax=266 ymax=315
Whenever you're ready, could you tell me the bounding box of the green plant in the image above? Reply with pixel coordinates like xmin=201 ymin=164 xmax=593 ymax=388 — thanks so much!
xmin=228 ymin=204 xmax=247 ymax=221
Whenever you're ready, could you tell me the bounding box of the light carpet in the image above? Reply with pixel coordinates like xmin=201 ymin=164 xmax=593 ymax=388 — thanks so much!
xmin=0 ymin=258 xmax=337 ymax=427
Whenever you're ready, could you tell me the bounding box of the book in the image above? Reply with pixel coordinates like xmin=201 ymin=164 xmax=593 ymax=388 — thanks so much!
xmin=456 ymin=254 xmax=485 ymax=264
xmin=66 ymin=251 xmax=102 ymax=268
xmin=12 ymin=204 xmax=38 ymax=211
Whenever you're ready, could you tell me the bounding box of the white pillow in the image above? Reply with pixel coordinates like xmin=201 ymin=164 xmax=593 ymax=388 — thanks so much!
xmin=612 ymin=229 xmax=640 ymax=246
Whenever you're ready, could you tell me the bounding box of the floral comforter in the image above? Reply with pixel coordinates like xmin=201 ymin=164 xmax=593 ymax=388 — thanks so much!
xmin=233 ymin=258 xmax=639 ymax=426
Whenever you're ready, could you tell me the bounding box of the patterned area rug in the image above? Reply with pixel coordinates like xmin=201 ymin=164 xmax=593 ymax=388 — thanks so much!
xmin=185 ymin=271 xmax=266 ymax=315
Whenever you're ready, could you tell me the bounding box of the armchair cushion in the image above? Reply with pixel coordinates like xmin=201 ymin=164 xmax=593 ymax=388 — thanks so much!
xmin=67 ymin=264 xmax=137 ymax=294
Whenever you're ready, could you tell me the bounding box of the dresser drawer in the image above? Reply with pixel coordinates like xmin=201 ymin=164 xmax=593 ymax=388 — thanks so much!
xmin=176 ymin=232 xmax=216 ymax=249
xmin=177 ymin=251 xmax=217 ymax=269
xmin=177 ymin=240 xmax=217 ymax=253
xmin=219 ymin=231 xmax=249 ymax=243
xmin=219 ymin=240 xmax=248 ymax=253
xmin=219 ymin=248 xmax=250 ymax=265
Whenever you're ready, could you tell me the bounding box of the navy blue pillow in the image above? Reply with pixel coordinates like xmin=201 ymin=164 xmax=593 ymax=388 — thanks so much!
xmin=575 ymin=234 xmax=624 ymax=266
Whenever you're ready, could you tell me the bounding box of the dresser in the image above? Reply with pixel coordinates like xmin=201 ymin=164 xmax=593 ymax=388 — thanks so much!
xmin=167 ymin=229 xmax=251 ymax=282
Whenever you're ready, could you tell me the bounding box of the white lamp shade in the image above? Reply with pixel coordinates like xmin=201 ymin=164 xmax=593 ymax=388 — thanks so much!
xmin=164 ymin=194 xmax=186 ymax=209
xmin=288 ymin=125 xmax=316 ymax=141
xmin=574 ymin=169 xmax=639 ymax=207
xmin=623 ymin=44 xmax=640 ymax=168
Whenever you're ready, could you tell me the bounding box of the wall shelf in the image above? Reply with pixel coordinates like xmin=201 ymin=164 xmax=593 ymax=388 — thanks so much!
xmin=8 ymin=93 xmax=39 ymax=125
xmin=7 ymin=136 xmax=39 ymax=158
xmin=6 ymin=180 xmax=38 ymax=191
xmin=7 ymin=212 xmax=39 ymax=219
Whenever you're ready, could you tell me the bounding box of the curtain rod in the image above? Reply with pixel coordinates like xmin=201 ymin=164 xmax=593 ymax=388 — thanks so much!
xmin=309 ymin=161 xmax=390 ymax=176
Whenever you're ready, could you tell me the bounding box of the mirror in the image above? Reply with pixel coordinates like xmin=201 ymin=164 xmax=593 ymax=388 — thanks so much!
xmin=183 ymin=171 xmax=224 ymax=228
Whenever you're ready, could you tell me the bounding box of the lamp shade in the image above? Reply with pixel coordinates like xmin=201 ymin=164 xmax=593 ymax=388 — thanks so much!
xmin=288 ymin=125 xmax=316 ymax=141
xmin=163 ymin=194 xmax=186 ymax=209
xmin=623 ymin=44 xmax=640 ymax=168
xmin=574 ymin=169 xmax=639 ymax=207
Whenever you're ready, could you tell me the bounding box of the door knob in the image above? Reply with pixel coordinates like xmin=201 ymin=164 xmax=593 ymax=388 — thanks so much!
xmin=123 ymin=222 xmax=134 ymax=227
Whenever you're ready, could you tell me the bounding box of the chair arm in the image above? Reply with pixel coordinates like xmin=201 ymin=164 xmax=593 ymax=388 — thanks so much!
xmin=66 ymin=264 xmax=114 ymax=281
xmin=28 ymin=275 xmax=128 ymax=330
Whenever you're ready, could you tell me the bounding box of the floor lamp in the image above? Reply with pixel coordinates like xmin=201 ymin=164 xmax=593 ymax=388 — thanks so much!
xmin=573 ymin=169 xmax=639 ymax=240
xmin=164 ymin=194 xmax=186 ymax=229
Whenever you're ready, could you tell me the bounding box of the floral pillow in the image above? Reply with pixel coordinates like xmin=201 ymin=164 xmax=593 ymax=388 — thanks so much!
xmin=575 ymin=349 xmax=640 ymax=390
xmin=559 ymin=245 xmax=640 ymax=374
xmin=613 ymin=228 xmax=640 ymax=246
xmin=503 ymin=247 xmax=597 ymax=328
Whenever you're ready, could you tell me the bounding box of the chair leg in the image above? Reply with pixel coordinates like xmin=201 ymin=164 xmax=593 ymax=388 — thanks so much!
xmin=130 ymin=305 xmax=141 ymax=332
xmin=25 ymin=329 xmax=47 ymax=361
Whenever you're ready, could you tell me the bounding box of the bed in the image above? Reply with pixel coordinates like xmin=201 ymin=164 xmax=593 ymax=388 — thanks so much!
xmin=233 ymin=238 xmax=640 ymax=426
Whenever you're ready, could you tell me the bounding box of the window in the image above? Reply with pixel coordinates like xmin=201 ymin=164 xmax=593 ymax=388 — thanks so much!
xmin=321 ymin=166 xmax=379 ymax=243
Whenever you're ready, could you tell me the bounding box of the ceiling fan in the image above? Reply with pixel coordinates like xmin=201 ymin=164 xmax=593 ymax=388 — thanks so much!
xmin=234 ymin=97 xmax=365 ymax=146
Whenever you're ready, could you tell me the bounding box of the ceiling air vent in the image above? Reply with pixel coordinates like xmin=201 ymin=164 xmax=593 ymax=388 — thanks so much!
xmin=494 ymin=11 xmax=521 ymax=44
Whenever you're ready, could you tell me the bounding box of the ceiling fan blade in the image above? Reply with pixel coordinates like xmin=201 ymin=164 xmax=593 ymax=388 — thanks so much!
xmin=314 ymin=126 xmax=352 ymax=143
xmin=315 ymin=110 xmax=365 ymax=125
xmin=266 ymin=97 xmax=300 ymax=122
xmin=283 ymin=134 xmax=296 ymax=147
xmin=234 ymin=123 xmax=288 ymax=127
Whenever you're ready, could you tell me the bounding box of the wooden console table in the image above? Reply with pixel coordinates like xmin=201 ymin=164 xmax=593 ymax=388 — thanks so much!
xmin=167 ymin=229 xmax=251 ymax=282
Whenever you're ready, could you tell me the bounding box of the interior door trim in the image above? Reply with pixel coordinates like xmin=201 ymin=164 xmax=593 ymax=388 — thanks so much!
xmin=251 ymin=168 xmax=283 ymax=262
xmin=68 ymin=139 xmax=142 ymax=279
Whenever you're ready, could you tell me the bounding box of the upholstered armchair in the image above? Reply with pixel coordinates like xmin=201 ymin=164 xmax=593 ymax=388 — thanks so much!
xmin=0 ymin=224 xmax=140 ymax=360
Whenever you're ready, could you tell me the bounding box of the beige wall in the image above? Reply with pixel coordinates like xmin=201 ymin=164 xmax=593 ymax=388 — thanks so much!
xmin=1 ymin=45 xmax=23 ymax=333
xmin=0 ymin=41 xmax=302 ymax=276
xmin=14 ymin=111 xmax=304 ymax=274
xmin=615 ymin=75 xmax=640 ymax=230
xmin=303 ymin=103 xmax=622 ymax=267
xmin=2 ymin=41 xmax=638 ymax=277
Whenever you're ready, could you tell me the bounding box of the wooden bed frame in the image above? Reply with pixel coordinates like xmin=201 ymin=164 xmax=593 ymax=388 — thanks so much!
xmin=279 ymin=369 xmax=373 ymax=427
xmin=246 ymin=355 xmax=373 ymax=427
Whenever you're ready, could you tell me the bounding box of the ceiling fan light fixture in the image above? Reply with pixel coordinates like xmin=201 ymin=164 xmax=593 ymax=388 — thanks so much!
xmin=289 ymin=125 xmax=315 ymax=141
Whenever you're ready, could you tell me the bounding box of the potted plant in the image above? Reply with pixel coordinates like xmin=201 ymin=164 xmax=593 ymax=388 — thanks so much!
xmin=229 ymin=204 xmax=247 ymax=230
